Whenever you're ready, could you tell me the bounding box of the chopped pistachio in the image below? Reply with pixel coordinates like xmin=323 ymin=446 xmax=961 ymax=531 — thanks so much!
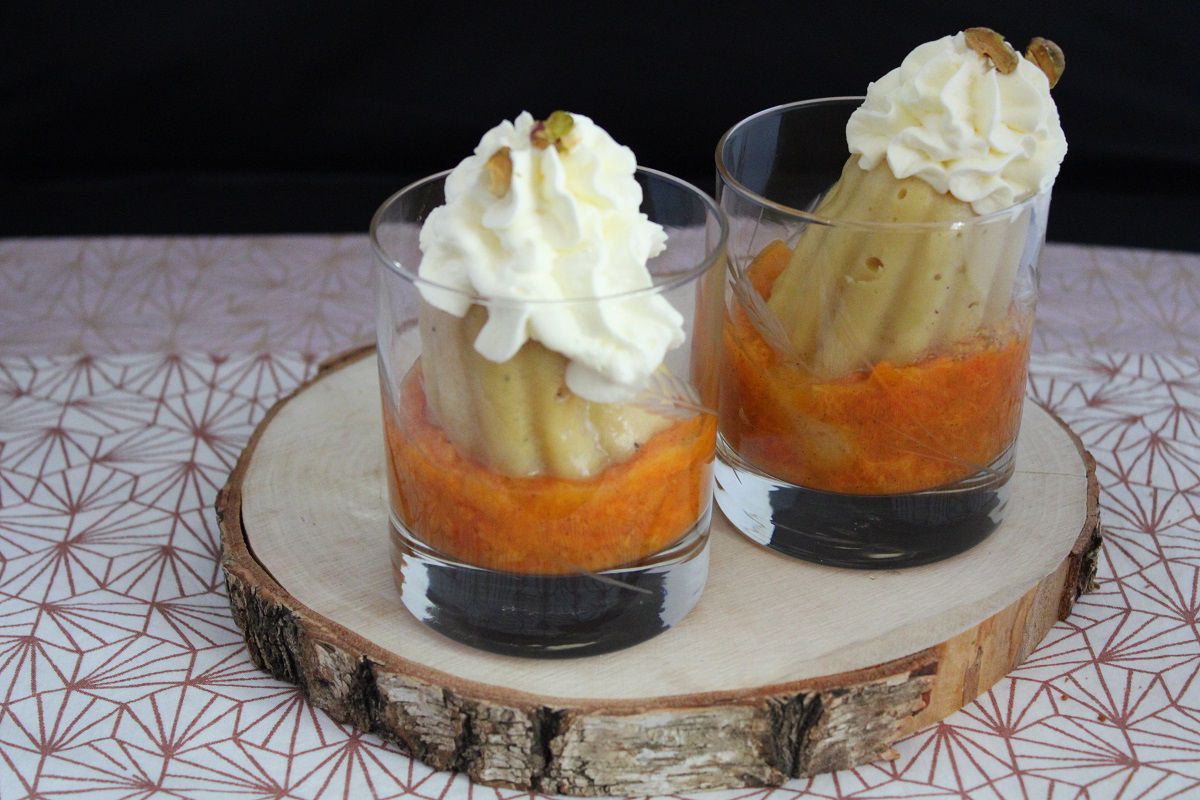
xmin=964 ymin=27 xmax=1019 ymax=74
xmin=531 ymin=110 xmax=576 ymax=152
xmin=1025 ymin=37 xmax=1065 ymax=88
xmin=484 ymin=147 xmax=512 ymax=196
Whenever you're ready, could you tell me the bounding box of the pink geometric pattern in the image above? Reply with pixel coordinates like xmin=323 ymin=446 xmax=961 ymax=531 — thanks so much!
xmin=2 ymin=236 xmax=1198 ymax=798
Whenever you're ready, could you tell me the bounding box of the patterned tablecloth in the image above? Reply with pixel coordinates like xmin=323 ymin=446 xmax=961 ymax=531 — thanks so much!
xmin=1 ymin=237 xmax=1198 ymax=799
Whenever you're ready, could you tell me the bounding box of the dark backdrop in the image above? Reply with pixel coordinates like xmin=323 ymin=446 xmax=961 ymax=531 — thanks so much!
xmin=4 ymin=2 xmax=1198 ymax=250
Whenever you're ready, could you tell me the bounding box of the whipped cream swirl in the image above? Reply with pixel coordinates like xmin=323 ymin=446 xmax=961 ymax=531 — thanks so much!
xmin=417 ymin=112 xmax=682 ymax=403
xmin=846 ymin=32 xmax=1067 ymax=214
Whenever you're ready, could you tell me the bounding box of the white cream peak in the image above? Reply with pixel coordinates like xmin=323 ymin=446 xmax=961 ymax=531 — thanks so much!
xmin=846 ymin=32 xmax=1068 ymax=214
xmin=416 ymin=111 xmax=683 ymax=403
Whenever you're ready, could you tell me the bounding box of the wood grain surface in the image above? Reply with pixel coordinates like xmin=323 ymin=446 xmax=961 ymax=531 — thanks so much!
xmin=218 ymin=346 xmax=1101 ymax=795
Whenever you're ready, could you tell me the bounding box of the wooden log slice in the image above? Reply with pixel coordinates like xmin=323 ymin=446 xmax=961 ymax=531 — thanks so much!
xmin=218 ymin=346 xmax=1101 ymax=796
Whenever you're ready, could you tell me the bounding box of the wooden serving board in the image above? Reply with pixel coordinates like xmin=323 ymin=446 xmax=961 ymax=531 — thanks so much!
xmin=218 ymin=346 xmax=1101 ymax=796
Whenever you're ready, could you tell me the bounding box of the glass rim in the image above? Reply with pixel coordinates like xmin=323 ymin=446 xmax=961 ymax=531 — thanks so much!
xmin=714 ymin=96 xmax=1050 ymax=232
xmin=370 ymin=165 xmax=729 ymax=306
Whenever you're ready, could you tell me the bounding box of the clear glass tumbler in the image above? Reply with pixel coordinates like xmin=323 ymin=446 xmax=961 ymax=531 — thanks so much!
xmin=714 ymin=98 xmax=1050 ymax=568
xmin=373 ymin=168 xmax=727 ymax=657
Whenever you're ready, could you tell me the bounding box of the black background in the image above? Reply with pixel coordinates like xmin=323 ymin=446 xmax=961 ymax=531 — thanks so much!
xmin=4 ymin=2 xmax=1198 ymax=250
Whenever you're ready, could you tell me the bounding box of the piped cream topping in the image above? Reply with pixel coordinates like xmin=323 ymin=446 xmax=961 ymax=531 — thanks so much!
xmin=417 ymin=111 xmax=683 ymax=403
xmin=846 ymin=32 xmax=1067 ymax=214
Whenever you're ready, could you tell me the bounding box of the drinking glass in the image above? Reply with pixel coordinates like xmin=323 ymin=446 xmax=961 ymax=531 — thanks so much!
xmin=714 ymin=98 xmax=1049 ymax=568
xmin=373 ymin=168 xmax=727 ymax=656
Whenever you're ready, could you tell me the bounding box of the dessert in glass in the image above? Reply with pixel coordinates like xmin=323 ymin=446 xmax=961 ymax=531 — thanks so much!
xmin=373 ymin=112 xmax=727 ymax=656
xmin=714 ymin=31 xmax=1067 ymax=567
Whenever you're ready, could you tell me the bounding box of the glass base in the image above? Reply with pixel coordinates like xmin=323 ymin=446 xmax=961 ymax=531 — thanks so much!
xmin=714 ymin=436 xmax=1012 ymax=569
xmin=390 ymin=511 xmax=710 ymax=658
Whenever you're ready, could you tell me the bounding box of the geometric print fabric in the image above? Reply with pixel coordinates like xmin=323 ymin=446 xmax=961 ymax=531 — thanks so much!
xmin=1 ymin=236 xmax=1198 ymax=798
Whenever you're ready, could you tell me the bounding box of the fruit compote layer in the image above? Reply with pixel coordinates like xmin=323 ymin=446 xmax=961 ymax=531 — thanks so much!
xmin=384 ymin=363 xmax=716 ymax=575
xmin=720 ymin=241 xmax=1030 ymax=495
